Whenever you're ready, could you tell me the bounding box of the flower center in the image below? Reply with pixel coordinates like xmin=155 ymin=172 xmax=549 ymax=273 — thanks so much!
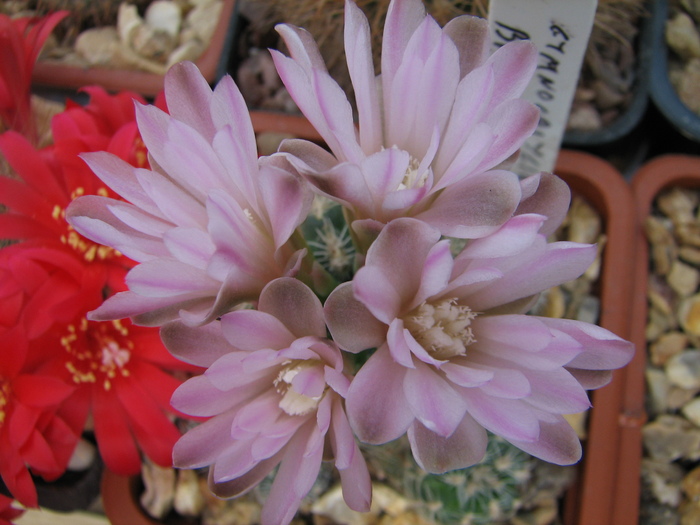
xmin=274 ymin=360 xmax=324 ymax=416
xmin=404 ymin=298 xmax=477 ymax=360
xmin=398 ymin=155 xmax=428 ymax=190
xmin=61 ymin=318 xmax=132 ymax=391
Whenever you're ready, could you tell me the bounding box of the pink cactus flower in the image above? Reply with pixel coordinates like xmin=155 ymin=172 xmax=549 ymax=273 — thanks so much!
xmin=161 ymin=277 xmax=371 ymax=525
xmin=324 ymin=217 xmax=634 ymax=473
xmin=66 ymin=62 xmax=313 ymax=326
xmin=271 ymin=0 xmax=541 ymax=246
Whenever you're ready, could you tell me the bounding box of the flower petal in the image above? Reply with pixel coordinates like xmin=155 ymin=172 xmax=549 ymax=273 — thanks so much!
xmin=261 ymin=421 xmax=324 ymax=525
xmin=484 ymin=40 xmax=538 ymax=107
xmin=460 ymin=213 xmax=546 ymax=259
xmin=171 ymin=375 xmax=243 ymax=417
xmin=417 ymin=169 xmax=521 ymax=238
xmin=539 ymin=317 xmax=635 ymax=370
xmin=403 ymin=360 xmax=467 ymax=437
xmin=407 ymin=412 xmax=488 ymax=473
xmin=506 ymin=416 xmax=582 ymax=465
xmin=126 ymin=258 xmax=217 ymax=298
xmin=79 ymin=151 xmax=161 ymax=216
xmin=443 ymin=15 xmax=490 ymax=78
xmin=324 ymin=282 xmax=387 ymax=353
xmin=209 ymin=452 xmax=281 ymax=499
xmin=411 ymin=239 xmax=453 ymax=308
xmin=363 ymin=218 xmax=441 ymax=303
xmin=524 ymin=368 xmax=591 ymax=413
xmin=381 ymin=0 xmax=427 ymax=106
xmin=258 ymin=164 xmax=312 ymax=251
xmin=474 ymin=99 xmax=540 ymax=172
xmin=160 ymin=320 xmax=233 ymax=366
xmin=344 ymin=0 xmax=382 ymax=154
xmin=210 ymin=74 xmax=258 ymax=165
xmin=220 ymin=309 xmax=296 ymax=352
xmin=66 ymin=196 xmax=168 ymax=262
xmin=462 ymin=389 xmax=539 ymax=443
xmin=346 ymin=346 xmax=414 ymax=444
xmin=164 ymin=61 xmax=216 ymax=140
xmin=386 ymin=318 xmax=416 ymax=368
xmin=352 ymin=264 xmax=404 ymax=324
xmin=515 ymin=172 xmax=571 ymax=236
xmin=468 ymin=242 xmax=597 ymax=311
xmin=258 ymin=277 xmax=326 ymax=338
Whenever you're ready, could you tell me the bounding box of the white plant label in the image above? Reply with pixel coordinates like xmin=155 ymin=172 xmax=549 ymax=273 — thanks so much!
xmin=488 ymin=0 xmax=598 ymax=176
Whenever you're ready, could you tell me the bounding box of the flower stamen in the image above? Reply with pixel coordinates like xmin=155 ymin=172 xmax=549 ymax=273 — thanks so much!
xmin=274 ymin=360 xmax=324 ymax=416
xmin=399 ymin=155 xmax=428 ymax=190
xmin=0 ymin=380 xmax=10 ymax=427
xmin=61 ymin=319 xmax=133 ymax=391
xmin=404 ymin=298 xmax=477 ymax=359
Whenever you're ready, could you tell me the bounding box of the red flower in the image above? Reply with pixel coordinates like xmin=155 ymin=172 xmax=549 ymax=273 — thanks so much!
xmin=52 ymin=86 xmax=153 ymax=176
xmin=0 ymin=245 xmax=87 ymax=507
xmin=0 ymin=240 xmax=91 ymax=339
xmin=0 ymin=12 xmax=68 ymax=142
xmin=0 ymin=86 xmax=164 ymax=283
xmin=0 ymin=131 xmax=131 ymax=289
xmin=0 ymin=494 xmax=24 ymax=525
xmin=31 ymin=273 xmax=199 ymax=476
xmin=0 ymin=344 xmax=78 ymax=509
xmin=0 ymin=75 xmax=186 ymax=492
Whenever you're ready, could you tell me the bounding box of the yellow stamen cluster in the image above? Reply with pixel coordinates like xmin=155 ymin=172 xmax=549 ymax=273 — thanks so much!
xmin=0 ymin=380 xmax=10 ymax=428
xmin=404 ymin=298 xmax=477 ymax=360
xmin=61 ymin=318 xmax=133 ymax=391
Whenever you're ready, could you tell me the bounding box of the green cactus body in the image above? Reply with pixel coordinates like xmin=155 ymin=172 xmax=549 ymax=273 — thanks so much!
xmin=301 ymin=198 xmax=356 ymax=282
xmin=362 ymin=434 xmax=535 ymax=525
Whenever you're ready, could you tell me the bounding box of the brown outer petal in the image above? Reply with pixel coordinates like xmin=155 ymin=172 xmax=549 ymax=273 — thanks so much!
xmin=515 ymin=172 xmax=572 ymax=236
xmin=258 ymin=277 xmax=326 ymax=339
xmin=324 ymin=282 xmax=387 ymax=353
xmin=443 ymin=15 xmax=490 ymax=79
xmin=208 ymin=453 xmax=282 ymax=499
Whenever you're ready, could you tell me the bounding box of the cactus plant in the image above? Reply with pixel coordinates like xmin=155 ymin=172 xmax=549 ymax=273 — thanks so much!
xmin=360 ymin=434 xmax=536 ymax=525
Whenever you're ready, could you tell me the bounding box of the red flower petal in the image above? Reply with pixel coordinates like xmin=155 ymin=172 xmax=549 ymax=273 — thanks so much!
xmin=114 ymin=373 xmax=181 ymax=468
xmin=12 ymin=374 xmax=75 ymax=407
xmin=0 ymin=493 xmax=25 ymax=523
xmin=0 ymin=132 xmax=65 ymax=203
xmin=0 ymin=432 xmax=37 ymax=508
xmin=93 ymin=387 xmax=142 ymax=475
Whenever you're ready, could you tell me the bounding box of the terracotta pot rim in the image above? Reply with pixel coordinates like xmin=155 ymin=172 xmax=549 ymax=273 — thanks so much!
xmin=101 ymin=468 xmax=158 ymax=525
xmin=31 ymin=0 xmax=237 ymax=97
xmin=250 ymin=110 xmax=324 ymax=142
xmin=554 ymin=150 xmax=640 ymax=525
xmin=632 ymin=155 xmax=700 ymax=209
